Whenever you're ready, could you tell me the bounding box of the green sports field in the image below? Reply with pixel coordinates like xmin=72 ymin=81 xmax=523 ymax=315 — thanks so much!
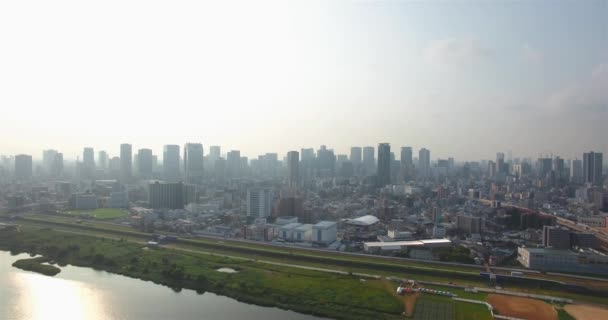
xmin=64 ymin=208 xmax=128 ymax=220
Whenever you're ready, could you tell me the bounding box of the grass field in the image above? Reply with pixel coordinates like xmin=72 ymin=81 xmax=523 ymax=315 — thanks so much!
xmin=454 ymin=301 xmax=492 ymax=320
xmin=63 ymin=208 xmax=128 ymax=220
xmin=412 ymin=296 xmax=455 ymax=320
xmin=7 ymin=213 xmax=608 ymax=306
xmin=0 ymin=227 xmax=404 ymax=320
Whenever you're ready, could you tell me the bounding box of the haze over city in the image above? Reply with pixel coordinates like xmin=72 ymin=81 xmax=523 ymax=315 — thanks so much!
xmin=1 ymin=0 xmax=606 ymax=160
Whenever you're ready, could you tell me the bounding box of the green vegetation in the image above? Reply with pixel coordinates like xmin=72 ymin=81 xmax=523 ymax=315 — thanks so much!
xmin=12 ymin=256 xmax=61 ymax=276
xmin=454 ymin=301 xmax=492 ymax=320
xmin=412 ymin=296 xmax=455 ymax=320
xmin=63 ymin=208 xmax=128 ymax=220
xmin=0 ymin=227 xmax=403 ymax=320
xmin=557 ymin=308 xmax=576 ymax=320
xmin=434 ymin=246 xmax=475 ymax=264
xmin=8 ymin=215 xmax=608 ymax=305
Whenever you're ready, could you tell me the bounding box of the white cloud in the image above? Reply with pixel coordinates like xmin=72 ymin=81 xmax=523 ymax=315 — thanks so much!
xmin=425 ymin=36 xmax=494 ymax=66
xmin=522 ymin=44 xmax=544 ymax=63
xmin=544 ymin=62 xmax=608 ymax=113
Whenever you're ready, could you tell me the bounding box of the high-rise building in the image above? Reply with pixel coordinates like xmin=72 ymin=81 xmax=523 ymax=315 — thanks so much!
xmin=583 ymin=152 xmax=603 ymax=186
xmin=163 ymin=145 xmax=181 ymax=182
xmin=98 ymin=151 xmax=108 ymax=172
xmin=570 ymin=159 xmax=583 ymax=183
xmin=120 ymin=143 xmax=132 ymax=182
xmin=377 ymin=143 xmax=391 ymax=187
xmin=456 ymin=215 xmax=481 ymax=235
xmin=42 ymin=149 xmax=58 ymax=174
xmin=400 ymin=147 xmax=413 ymax=166
xmin=82 ymin=147 xmax=95 ymax=179
xmin=184 ymin=143 xmax=204 ymax=185
xmin=287 ymin=151 xmax=299 ymax=191
xmin=226 ymin=150 xmax=241 ymax=178
xmin=350 ymin=147 xmax=362 ymax=165
xmin=542 ymin=226 xmax=571 ymax=249
xmin=247 ymin=187 xmax=273 ymax=218
xmin=363 ymin=146 xmax=375 ymax=173
xmin=316 ymin=146 xmax=335 ymax=177
xmin=51 ymin=153 xmax=63 ymax=177
xmin=148 ymin=181 xmax=194 ymax=209
xmin=538 ymin=158 xmax=553 ymax=178
xmin=137 ymin=149 xmax=154 ymax=178
xmin=496 ymin=152 xmax=506 ymax=174
xmin=14 ymin=154 xmax=33 ymax=180
xmin=418 ymin=148 xmax=430 ymax=177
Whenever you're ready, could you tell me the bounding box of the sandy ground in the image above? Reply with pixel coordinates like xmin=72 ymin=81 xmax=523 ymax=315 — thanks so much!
xmin=487 ymin=294 xmax=557 ymax=320
xmin=565 ymin=304 xmax=608 ymax=320
xmin=403 ymin=292 xmax=419 ymax=317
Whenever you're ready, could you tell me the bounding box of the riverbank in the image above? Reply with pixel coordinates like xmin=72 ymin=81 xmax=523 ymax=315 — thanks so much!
xmin=0 ymin=227 xmax=403 ymax=320
xmin=12 ymin=256 xmax=61 ymax=276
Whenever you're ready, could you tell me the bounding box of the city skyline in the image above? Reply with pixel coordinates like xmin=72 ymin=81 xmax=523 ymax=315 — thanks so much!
xmin=1 ymin=0 xmax=606 ymax=160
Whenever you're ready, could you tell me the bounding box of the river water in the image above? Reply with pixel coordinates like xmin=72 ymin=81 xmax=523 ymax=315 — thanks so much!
xmin=0 ymin=251 xmax=324 ymax=320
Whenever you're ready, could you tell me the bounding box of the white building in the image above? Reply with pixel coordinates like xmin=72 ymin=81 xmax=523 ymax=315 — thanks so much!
xmin=247 ymin=187 xmax=273 ymax=218
xmin=312 ymin=221 xmax=337 ymax=245
xmin=294 ymin=224 xmax=313 ymax=242
xmin=279 ymin=222 xmax=301 ymax=241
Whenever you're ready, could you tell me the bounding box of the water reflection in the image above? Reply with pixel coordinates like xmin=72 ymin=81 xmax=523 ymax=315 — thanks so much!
xmin=1 ymin=251 xmax=324 ymax=320
xmin=12 ymin=271 xmax=105 ymax=320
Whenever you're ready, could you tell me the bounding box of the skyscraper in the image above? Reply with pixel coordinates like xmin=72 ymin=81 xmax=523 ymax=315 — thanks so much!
xmin=287 ymin=151 xmax=299 ymax=192
xmin=42 ymin=149 xmax=58 ymax=174
xmin=400 ymin=147 xmax=413 ymax=166
xmin=226 ymin=150 xmax=241 ymax=178
xmin=570 ymin=159 xmax=583 ymax=183
xmin=377 ymin=143 xmax=391 ymax=187
xmin=120 ymin=143 xmax=132 ymax=182
xmin=363 ymin=146 xmax=375 ymax=173
xmin=496 ymin=152 xmax=506 ymax=174
xmin=98 ymin=151 xmax=108 ymax=172
xmin=349 ymin=147 xmax=362 ymax=165
xmin=583 ymin=151 xmax=603 ymax=186
xmin=163 ymin=145 xmax=181 ymax=182
xmin=137 ymin=148 xmax=154 ymax=178
xmin=247 ymin=187 xmax=273 ymax=218
xmin=418 ymin=148 xmax=430 ymax=177
xmin=14 ymin=154 xmax=32 ymax=180
xmin=82 ymin=147 xmax=95 ymax=179
xmin=184 ymin=143 xmax=204 ymax=185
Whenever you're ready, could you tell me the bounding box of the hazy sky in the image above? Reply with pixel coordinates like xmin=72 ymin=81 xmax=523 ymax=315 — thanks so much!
xmin=1 ymin=0 xmax=606 ymax=161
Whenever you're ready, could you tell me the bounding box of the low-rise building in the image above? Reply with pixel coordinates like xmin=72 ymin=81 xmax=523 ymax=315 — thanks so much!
xmin=312 ymin=221 xmax=338 ymax=245
xmin=517 ymin=247 xmax=608 ymax=275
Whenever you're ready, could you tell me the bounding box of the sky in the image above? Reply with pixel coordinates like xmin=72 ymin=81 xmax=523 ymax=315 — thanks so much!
xmin=0 ymin=0 xmax=606 ymax=161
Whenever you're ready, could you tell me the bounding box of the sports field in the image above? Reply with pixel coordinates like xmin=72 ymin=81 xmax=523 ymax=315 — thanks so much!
xmin=412 ymin=296 xmax=454 ymax=320
xmin=487 ymin=294 xmax=557 ymax=320
xmin=564 ymin=304 xmax=608 ymax=320
xmin=64 ymin=208 xmax=128 ymax=220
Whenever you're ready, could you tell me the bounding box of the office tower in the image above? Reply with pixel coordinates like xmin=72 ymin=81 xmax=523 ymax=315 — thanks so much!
xmin=300 ymin=148 xmax=315 ymax=179
xmin=400 ymin=147 xmax=413 ymax=166
xmin=247 ymin=187 xmax=273 ymax=218
xmin=496 ymin=152 xmax=506 ymax=173
xmin=42 ymin=149 xmax=58 ymax=173
xmin=316 ymin=146 xmax=336 ymax=177
xmin=184 ymin=143 xmax=204 ymax=185
xmin=456 ymin=215 xmax=481 ymax=235
xmin=163 ymin=145 xmax=181 ymax=182
xmin=553 ymin=156 xmax=565 ymax=183
xmin=418 ymin=148 xmax=430 ymax=177
xmin=208 ymin=145 xmax=221 ymax=168
xmin=488 ymin=161 xmax=497 ymax=178
xmin=51 ymin=153 xmax=63 ymax=177
xmin=14 ymin=154 xmax=33 ymax=180
xmin=82 ymin=147 xmax=95 ymax=179
xmin=120 ymin=143 xmax=132 ymax=182
xmin=148 ymin=181 xmax=191 ymax=209
xmin=538 ymin=157 xmax=553 ymax=178
xmin=137 ymin=149 xmax=154 ymax=178
xmin=287 ymin=151 xmax=299 ymax=191
xmin=226 ymin=150 xmax=241 ymax=178
xmin=570 ymin=159 xmax=583 ymax=183
xmin=98 ymin=151 xmax=108 ymax=172
xmin=377 ymin=143 xmax=391 ymax=187
xmin=350 ymin=147 xmax=362 ymax=165
xmin=363 ymin=146 xmax=375 ymax=172
xmin=542 ymin=226 xmax=571 ymax=249
xmin=583 ymin=152 xmax=603 ymax=186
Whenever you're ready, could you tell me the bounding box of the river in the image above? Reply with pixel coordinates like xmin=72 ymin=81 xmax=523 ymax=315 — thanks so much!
xmin=0 ymin=251 xmax=325 ymax=320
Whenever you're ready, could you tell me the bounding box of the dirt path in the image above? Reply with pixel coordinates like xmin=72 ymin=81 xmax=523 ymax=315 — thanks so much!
xmin=487 ymin=294 xmax=557 ymax=320
xmin=565 ymin=304 xmax=608 ymax=320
